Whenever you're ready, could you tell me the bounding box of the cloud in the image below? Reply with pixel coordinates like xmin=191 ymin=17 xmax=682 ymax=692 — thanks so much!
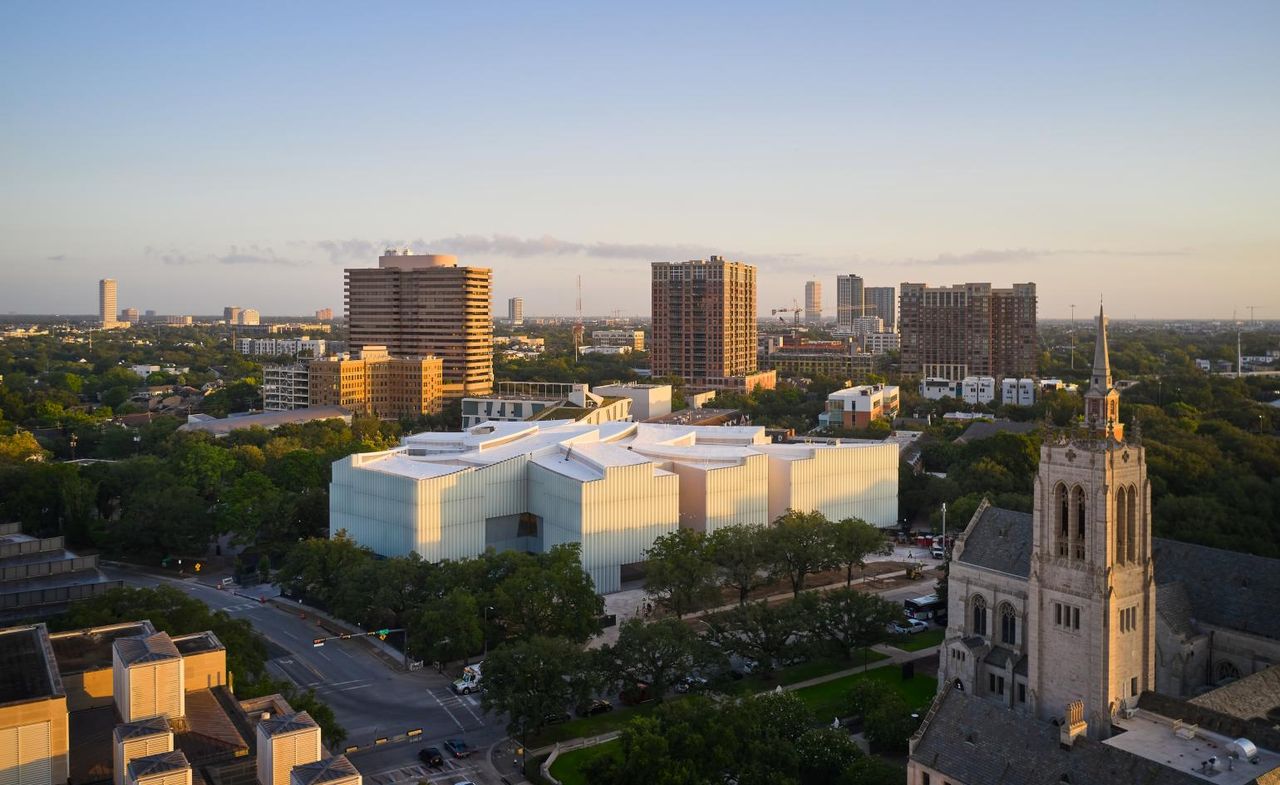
xmin=45 ymin=254 xmax=67 ymax=261
xmin=886 ymin=247 xmax=1193 ymax=267
xmin=150 ymin=245 xmax=306 ymax=267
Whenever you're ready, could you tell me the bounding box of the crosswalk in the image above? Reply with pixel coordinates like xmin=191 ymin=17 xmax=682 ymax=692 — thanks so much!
xmin=364 ymin=759 xmax=483 ymax=785
xmin=430 ymin=688 xmax=486 ymax=731
xmin=221 ymin=601 xmax=262 ymax=613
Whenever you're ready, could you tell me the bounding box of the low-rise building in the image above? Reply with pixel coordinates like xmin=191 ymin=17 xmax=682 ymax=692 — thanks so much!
xmin=0 ymin=623 xmax=70 ymax=785
xmin=330 ymin=420 xmax=898 ymax=593
xmin=578 ymin=345 xmax=632 ymax=355
xmin=919 ymin=377 xmax=959 ymax=400
xmin=461 ymin=382 xmax=632 ymax=429
xmin=1000 ymin=377 xmax=1037 ymax=406
xmin=761 ymin=342 xmax=876 ymax=382
xmin=594 ymin=382 xmax=673 ymax=421
xmin=263 ymin=364 xmax=311 ymax=411
xmin=863 ymin=332 xmax=900 ymax=355
xmin=238 ymin=337 xmax=327 ymax=358
xmin=592 ymin=330 xmax=645 ymax=351
xmin=0 ymin=523 xmax=122 ymax=623
xmin=961 ymin=375 xmax=997 ymax=404
xmin=178 ymin=407 xmax=352 ymax=437
xmin=308 ymin=346 xmax=443 ymax=418
xmin=818 ymin=384 xmax=900 ymax=430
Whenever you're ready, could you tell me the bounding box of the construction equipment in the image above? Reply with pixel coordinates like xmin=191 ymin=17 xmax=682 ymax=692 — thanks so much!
xmin=771 ymin=299 xmax=803 ymax=327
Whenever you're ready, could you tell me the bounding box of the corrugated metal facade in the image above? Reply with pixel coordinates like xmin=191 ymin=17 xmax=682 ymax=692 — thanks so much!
xmin=0 ymin=722 xmax=52 ymax=785
xmin=114 ymin=733 xmax=172 ymax=785
xmin=767 ymin=444 xmax=898 ymax=525
xmin=257 ymin=729 xmax=321 ymax=785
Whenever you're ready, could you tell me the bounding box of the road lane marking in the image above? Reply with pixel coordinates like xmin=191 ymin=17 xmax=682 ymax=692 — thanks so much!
xmin=430 ymin=691 xmax=466 ymax=731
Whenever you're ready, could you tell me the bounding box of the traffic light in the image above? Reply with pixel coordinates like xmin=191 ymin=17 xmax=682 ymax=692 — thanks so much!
xmin=376 ymin=628 xmax=390 ymax=636
xmin=194 ymin=563 xmax=202 ymax=572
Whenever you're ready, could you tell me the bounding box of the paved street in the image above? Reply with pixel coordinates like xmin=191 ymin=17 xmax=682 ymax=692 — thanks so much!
xmin=101 ymin=566 xmax=511 ymax=784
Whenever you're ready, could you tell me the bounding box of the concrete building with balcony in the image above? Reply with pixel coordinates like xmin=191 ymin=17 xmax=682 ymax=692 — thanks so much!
xmin=238 ymin=337 xmax=327 ymax=358
xmin=818 ymin=384 xmax=900 ymax=430
xmin=835 ymin=274 xmax=865 ymax=334
xmin=864 ymin=285 xmax=896 ymax=332
xmin=346 ymin=251 xmax=493 ymax=398
xmin=507 ymin=297 xmax=524 ymax=326
xmin=804 ymin=280 xmax=822 ymax=324
xmin=899 ymin=281 xmax=1037 ymax=380
xmin=330 ymin=420 xmax=898 ymax=593
xmin=864 ymin=331 xmax=900 ymax=355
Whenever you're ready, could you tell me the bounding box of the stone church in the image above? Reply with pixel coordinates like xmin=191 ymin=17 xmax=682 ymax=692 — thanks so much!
xmin=911 ymin=306 xmax=1280 ymax=784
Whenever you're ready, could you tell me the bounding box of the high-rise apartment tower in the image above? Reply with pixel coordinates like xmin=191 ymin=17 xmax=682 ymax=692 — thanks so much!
xmin=346 ymin=251 xmax=493 ymax=398
xmin=651 ymin=257 xmax=772 ymax=390
xmin=864 ymin=286 xmax=896 ymax=332
xmin=99 ymin=279 xmax=118 ymax=329
xmin=507 ymin=297 xmax=524 ymax=326
xmin=899 ymin=282 xmax=1037 ymax=380
xmin=804 ymin=281 xmax=822 ymax=324
xmin=835 ymin=274 xmax=865 ymax=333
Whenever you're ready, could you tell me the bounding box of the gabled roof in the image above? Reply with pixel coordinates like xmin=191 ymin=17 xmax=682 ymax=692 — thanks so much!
xmin=113 ymin=715 xmax=171 ymax=742
xmin=911 ymin=686 xmax=1205 ymax=785
xmin=127 ymin=750 xmax=189 ymax=778
xmin=114 ymin=632 xmax=180 ymax=666
xmin=289 ymin=755 xmax=360 ymax=785
xmin=1154 ymin=581 xmax=1196 ymax=638
xmin=1189 ymin=663 xmax=1280 ymax=727
xmin=258 ymin=710 xmax=318 ymax=738
xmin=1152 ymin=538 xmax=1280 ymax=640
xmin=955 ymin=505 xmax=1033 ymax=578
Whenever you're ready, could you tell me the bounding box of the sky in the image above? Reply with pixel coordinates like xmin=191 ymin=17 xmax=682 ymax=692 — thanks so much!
xmin=1 ymin=2 xmax=1277 ymax=319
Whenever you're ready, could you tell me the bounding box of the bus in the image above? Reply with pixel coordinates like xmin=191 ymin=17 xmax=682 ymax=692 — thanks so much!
xmin=904 ymin=594 xmax=946 ymax=621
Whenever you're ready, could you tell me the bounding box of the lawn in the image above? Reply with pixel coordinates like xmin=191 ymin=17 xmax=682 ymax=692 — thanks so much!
xmin=888 ymin=628 xmax=945 ymax=652
xmin=790 ymin=666 xmax=938 ymax=721
xmin=530 ymin=701 xmax=663 ymax=746
xmin=720 ymin=650 xmax=890 ymax=694
xmin=548 ymin=740 xmax=618 ymax=785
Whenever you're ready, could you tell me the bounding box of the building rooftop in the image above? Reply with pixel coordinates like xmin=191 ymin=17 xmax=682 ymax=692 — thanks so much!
xmin=115 ymin=631 xmax=181 ymax=666
xmin=1106 ymin=708 xmax=1280 ymax=784
xmin=955 ymin=502 xmax=1033 ymax=579
xmin=1188 ymin=663 xmax=1280 ymax=727
xmin=113 ymin=715 xmax=172 ymax=742
xmin=0 ymin=623 xmax=62 ymax=706
xmin=1152 ymin=538 xmax=1280 ymax=641
xmin=258 ymin=710 xmax=318 ymax=738
xmin=127 ymin=750 xmax=190 ymax=779
xmin=178 ymin=406 xmax=352 ymax=436
xmin=50 ymin=621 xmax=156 ymax=674
xmin=289 ymin=755 xmax=360 ymax=785
xmin=644 ymin=408 xmax=743 ymax=426
xmin=172 ymin=630 xmax=225 ymax=656
xmin=955 ymin=419 xmax=1041 ymax=444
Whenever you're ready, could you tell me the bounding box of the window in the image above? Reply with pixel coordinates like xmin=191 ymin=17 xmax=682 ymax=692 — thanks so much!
xmin=1125 ymin=486 xmax=1138 ymax=563
xmin=1072 ymin=607 xmax=1080 ymax=630
xmin=1130 ymin=677 xmax=1138 ymax=697
xmin=1053 ymin=602 xmax=1082 ymax=631
xmin=1000 ymin=603 xmax=1017 ymax=645
xmin=1056 ymin=484 xmax=1070 ymax=557
xmin=972 ymin=595 xmax=988 ymax=636
xmin=1055 ymin=603 xmax=1062 ymax=626
xmin=921 ymin=775 xmax=930 ymax=785
xmin=1018 ymin=683 xmax=1026 ymax=703
xmin=1073 ymin=485 xmax=1087 ymax=560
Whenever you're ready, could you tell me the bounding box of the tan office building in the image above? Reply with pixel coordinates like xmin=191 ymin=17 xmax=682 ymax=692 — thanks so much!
xmin=309 ymin=346 xmax=443 ymax=418
xmin=99 ymin=279 xmax=120 ymax=329
xmin=346 ymin=251 xmax=492 ymax=398
xmin=651 ymin=257 xmax=773 ymax=391
xmin=899 ymin=281 xmax=1037 ymax=380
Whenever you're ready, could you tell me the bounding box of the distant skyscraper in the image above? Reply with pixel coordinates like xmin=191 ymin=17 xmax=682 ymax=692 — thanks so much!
xmin=508 ymin=297 xmax=524 ymax=326
xmin=224 ymin=306 xmax=241 ymax=324
xmin=120 ymin=307 xmax=139 ymax=323
xmin=651 ymin=257 xmax=773 ymax=391
xmin=346 ymin=250 xmax=493 ymax=398
xmin=237 ymin=309 xmax=260 ymax=326
xmin=804 ymin=281 xmax=822 ymax=324
xmin=315 ymin=308 xmax=333 ymax=321
xmin=835 ymin=274 xmax=865 ymax=333
xmin=864 ymin=286 xmax=896 ymax=332
xmin=899 ymin=282 xmax=1038 ymax=380
xmin=144 ymin=310 xmax=156 ymax=318
xmin=99 ymin=279 xmax=118 ymax=329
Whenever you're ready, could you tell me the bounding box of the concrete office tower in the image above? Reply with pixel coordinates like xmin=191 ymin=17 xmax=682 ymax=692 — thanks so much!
xmin=508 ymin=297 xmax=524 ymax=325
xmin=651 ymin=257 xmax=772 ymax=390
xmin=237 ymin=308 xmax=260 ymax=326
xmin=100 ymin=279 xmax=119 ymax=328
xmin=315 ymin=308 xmax=333 ymax=321
xmin=864 ymin=286 xmax=896 ymax=332
xmin=223 ymin=306 xmax=241 ymax=325
xmin=120 ymin=307 xmax=140 ymax=323
xmin=899 ymin=282 xmax=1037 ymax=380
xmin=804 ymin=280 xmax=822 ymax=324
xmin=835 ymin=274 xmax=864 ymax=333
xmin=346 ymin=250 xmax=493 ymax=398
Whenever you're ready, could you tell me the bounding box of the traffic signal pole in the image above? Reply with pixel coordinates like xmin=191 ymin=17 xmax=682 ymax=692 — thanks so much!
xmin=312 ymin=627 xmax=410 ymax=670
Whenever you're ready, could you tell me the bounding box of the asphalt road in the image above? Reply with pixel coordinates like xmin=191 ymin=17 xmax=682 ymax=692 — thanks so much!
xmin=101 ymin=566 xmax=511 ymax=785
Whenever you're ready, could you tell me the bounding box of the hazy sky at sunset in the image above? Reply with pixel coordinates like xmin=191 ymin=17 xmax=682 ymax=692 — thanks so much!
xmin=2 ymin=2 xmax=1277 ymax=318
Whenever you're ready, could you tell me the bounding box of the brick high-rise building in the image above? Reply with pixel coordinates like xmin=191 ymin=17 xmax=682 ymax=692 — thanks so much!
xmin=835 ymin=274 xmax=865 ymax=333
xmin=898 ymin=282 xmax=1037 ymax=380
xmin=864 ymin=286 xmax=896 ymax=332
xmin=804 ymin=281 xmax=822 ymax=324
xmin=345 ymin=251 xmax=493 ymax=398
xmin=651 ymin=257 xmax=774 ymax=391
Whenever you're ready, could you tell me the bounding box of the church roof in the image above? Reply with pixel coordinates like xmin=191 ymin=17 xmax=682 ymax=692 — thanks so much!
xmin=911 ymin=685 xmax=1206 ymax=785
xmin=1154 ymin=581 xmax=1197 ymax=638
xmin=1152 ymin=538 xmax=1280 ymax=641
xmin=956 ymin=505 xmax=1033 ymax=578
xmin=1188 ymin=663 xmax=1280 ymax=728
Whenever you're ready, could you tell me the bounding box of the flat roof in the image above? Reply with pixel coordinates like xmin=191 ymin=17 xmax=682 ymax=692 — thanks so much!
xmin=50 ymin=620 xmax=156 ymax=674
xmin=0 ymin=624 xmax=62 ymax=706
xmin=172 ymin=630 xmax=225 ymax=655
xmin=178 ymin=406 xmax=352 ymax=435
xmin=1106 ymin=708 xmax=1280 ymax=784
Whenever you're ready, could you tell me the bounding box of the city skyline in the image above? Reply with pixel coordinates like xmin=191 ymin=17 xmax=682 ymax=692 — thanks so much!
xmin=3 ymin=3 xmax=1278 ymax=319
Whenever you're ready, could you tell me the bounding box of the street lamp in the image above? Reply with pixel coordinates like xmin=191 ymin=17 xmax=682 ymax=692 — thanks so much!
xmin=68 ymin=434 xmax=78 ymax=461
xmin=483 ymin=605 xmax=495 ymax=658
xmin=133 ymin=432 xmax=142 ymax=455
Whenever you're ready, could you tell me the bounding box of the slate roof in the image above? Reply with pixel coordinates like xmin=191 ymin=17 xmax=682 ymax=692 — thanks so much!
xmin=955 ymin=505 xmax=1033 ymax=578
xmin=955 ymin=419 xmax=1040 ymax=445
xmin=1154 ymin=581 xmax=1196 ymax=638
xmin=289 ymin=755 xmax=360 ymax=785
xmin=127 ymin=750 xmax=189 ymax=778
xmin=1152 ymin=538 xmax=1280 ymax=641
xmin=114 ymin=632 xmax=180 ymax=666
xmin=112 ymin=715 xmax=171 ymax=742
xmin=986 ymin=646 xmax=1016 ymax=669
xmin=1189 ymin=663 xmax=1280 ymax=727
xmin=258 ymin=710 xmax=317 ymax=738
xmin=911 ymin=686 xmax=1207 ymax=785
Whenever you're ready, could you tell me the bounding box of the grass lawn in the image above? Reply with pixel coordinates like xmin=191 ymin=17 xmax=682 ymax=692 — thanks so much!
xmin=530 ymin=702 xmax=663 ymax=746
xmin=888 ymin=628 xmax=945 ymax=652
xmin=720 ymin=650 xmax=891 ymax=694
xmin=791 ymin=666 xmax=938 ymax=721
xmin=548 ymin=740 xmax=618 ymax=785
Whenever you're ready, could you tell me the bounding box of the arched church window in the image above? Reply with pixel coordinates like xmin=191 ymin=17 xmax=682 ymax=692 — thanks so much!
xmin=1125 ymin=486 xmax=1138 ymax=563
xmin=1072 ymin=485 xmax=1087 ymax=560
xmin=972 ymin=595 xmax=988 ymax=636
xmin=1217 ymin=661 xmax=1241 ymax=683
xmin=1055 ymin=483 xmax=1069 ymax=557
xmin=999 ymin=603 xmax=1017 ymax=645
xmin=1114 ymin=490 xmax=1126 ymax=564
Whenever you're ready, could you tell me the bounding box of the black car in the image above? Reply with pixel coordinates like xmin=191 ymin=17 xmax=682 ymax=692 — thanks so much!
xmin=418 ymin=746 xmax=444 ymax=767
xmin=577 ymin=699 xmax=614 ymax=717
xmin=544 ymin=711 xmax=572 ymax=725
xmin=444 ymin=739 xmax=472 ymax=758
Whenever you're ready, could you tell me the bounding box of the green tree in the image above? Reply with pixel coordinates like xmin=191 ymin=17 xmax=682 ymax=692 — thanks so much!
xmin=643 ymin=527 xmax=719 ymax=618
xmin=768 ymin=509 xmax=833 ymax=598
xmin=412 ymin=588 xmax=484 ymax=667
xmin=481 ymin=636 xmax=592 ymax=750
xmin=278 ymin=684 xmax=347 ymax=748
xmin=491 ymin=544 xmax=604 ymax=643
xmin=276 ymin=532 xmax=374 ymax=611
xmin=705 ymin=599 xmax=809 ymax=675
xmin=706 ymin=524 xmax=772 ymax=606
xmin=598 ymin=618 xmax=710 ymax=702
xmin=217 ymin=471 xmax=283 ymax=544
xmin=829 ymin=517 xmax=889 ymax=587
xmin=0 ymin=430 xmax=48 ymax=463
xmin=811 ymin=588 xmax=901 ymax=664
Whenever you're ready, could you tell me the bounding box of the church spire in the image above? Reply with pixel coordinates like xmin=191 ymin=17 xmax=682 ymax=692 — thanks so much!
xmin=1084 ymin=302 xmax=1122 ymax=440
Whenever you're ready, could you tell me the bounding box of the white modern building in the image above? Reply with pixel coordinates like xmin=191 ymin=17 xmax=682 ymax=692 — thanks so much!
xmin=818 ymin=384 xmax=900 ymax=430
xmin=920 ymin=377 xmax=960 ymax=400
xmin=864 ymin=332 xmax=900 ymax=355
xmin=592 ymin=329 xmax=645 ymax=351
xmin=961 ymin=376 xmax=998 ymax=405
xmin=1001 ymin=377 xmax=1037 ymax=406
xmin=594 ymin=382 xmax=673 ymax=421
xmin=330 ymin=420 xmax=898 ymax=593
xmin=461 ymin=381 xmax=633 ymax=429
xmin=237 ymin=337 xmax=327 ymax=357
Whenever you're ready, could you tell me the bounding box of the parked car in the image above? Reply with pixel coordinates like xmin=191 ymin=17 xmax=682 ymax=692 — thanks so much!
xmin=887 ymin=621 xmax=912 ymax=635
xmin=675 ymin=675 xmax=709 ymax=693
xmin=444 ymin=739 xmax=472 ymax=758
xmin=906 ymin=618 xmax=929 ymax=634
xmin=418 ymin=747 xmax=444 ymax=767
xmin=577 ymin=699 xmax=614 ymax=717
xmin=544 ymin=711 xmax=572 ymax=725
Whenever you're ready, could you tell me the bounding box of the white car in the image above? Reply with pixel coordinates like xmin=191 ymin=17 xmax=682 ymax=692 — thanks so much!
xmin=905 ymin=618 xmax=929 ymax=634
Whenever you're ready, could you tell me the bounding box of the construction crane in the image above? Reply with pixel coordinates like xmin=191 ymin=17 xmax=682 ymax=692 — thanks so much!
xmin=771 ymin=299 xmax=803 ymax=327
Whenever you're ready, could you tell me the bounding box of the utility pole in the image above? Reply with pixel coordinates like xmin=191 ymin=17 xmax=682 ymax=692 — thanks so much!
xmin=1070 ymin=304 xmax=1076 ymax=371
xmin=941 ymin=502 xmax=946 ymax=551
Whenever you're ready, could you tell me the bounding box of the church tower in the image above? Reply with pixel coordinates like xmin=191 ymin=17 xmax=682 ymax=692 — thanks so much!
xmin=1026 ymin=305 xmax=1154 ymax=737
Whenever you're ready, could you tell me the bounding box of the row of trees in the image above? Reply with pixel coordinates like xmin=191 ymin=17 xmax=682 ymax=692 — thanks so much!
xmin=644 ymin=511 xmax=893 ymax=618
